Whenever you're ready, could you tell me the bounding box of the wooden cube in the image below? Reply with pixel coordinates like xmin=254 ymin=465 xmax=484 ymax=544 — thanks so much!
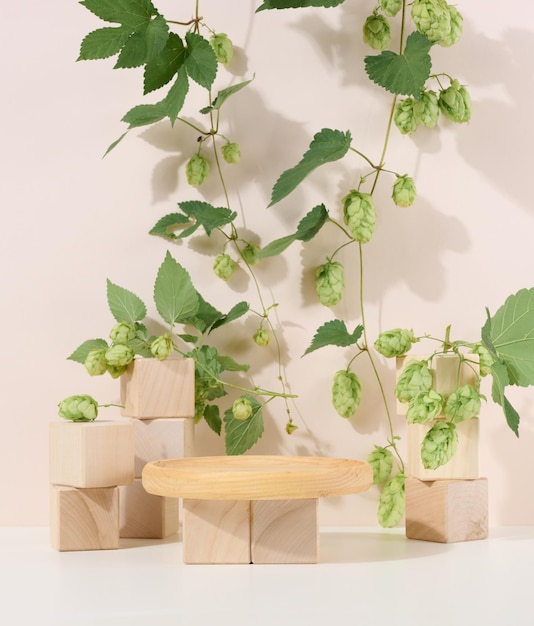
xmin=251 ymin=499 xmax=319 ymax=564
xmin=50 ymin=485 xmax=119 ymax=551
xmin=119 ymin=479 xmax=178 ymax=539
xmin=182 ymin=499 xmax=251 ymax=564
xmin=132 ymin=417 xmax=195 ymax=478
xmin=405 ymin=477 xmax=488 ymax=543
xmin=120 ymin=358 xmax=195 ymax=419
xmin=407 ymin=417 xmax=479 ymax=480
xmin=49 ymin=420 xmax=134 ymax=488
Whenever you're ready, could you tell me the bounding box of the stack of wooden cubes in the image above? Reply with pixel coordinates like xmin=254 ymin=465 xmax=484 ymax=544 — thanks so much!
xmin=49 ymin=357 xmax=195 ymax=551
xmin=397 ymin=353 xmax=489 ymax=543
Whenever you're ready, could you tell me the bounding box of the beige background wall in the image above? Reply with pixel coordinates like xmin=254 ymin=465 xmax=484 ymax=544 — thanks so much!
xmin=2 ymin=0 xmax=533 ymax=526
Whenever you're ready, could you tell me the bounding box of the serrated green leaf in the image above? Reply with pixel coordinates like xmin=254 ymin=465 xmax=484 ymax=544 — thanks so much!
xmin=257 ymin=0 xmax=345 ymax=10
xmin=210 ymin=301 xmax=250 ymax=332
xmin=77 ymin=26 xmax=131 ymax=61
xmin=257 ymin=234 xmax=297 ymax=259
xmin=216 ymin=355 xmax=250 ymax=373
xmin=364 ymin=31 xmax=433 ymax=98
xmin=143 ymin=32 xmax=186 ymax=94
xmin=80 ymin=0 xmax=157 ymax=27
xmin=153 ymin=251 xmax=199 ymax=325
xmin=304 ymin=320 xmax=364 ymax=356
xmin=268 ymin=129 xmax=351 ymax=207
xmin=490 ymin=360 xmax=520 ymax=436
xmin=162 ymin=70 xmax=189 ymax=125
xmin=114 ymin=15 xmax=168 ymax=68
xmin=295 ymin=204 xmax=329 ymax=241
xmin=149 ymin=212 xmax=191 ymax=240
xmin=200 ymin=76 xmax=254 ymax=114
xmin=204 ymin=404 xmax=222 ymax=435
xmin=224 ymin=398 xmax=264 ymax=455
xmin=184 ymin=32 xmax=218 ymax=90
xmin=177 ymin=200 xmax=237 ymax=236
xmin=67 ymin=338 xmax=109 ymax=363
xmin=106 ymin=279 xmax=147 ymax=323
xmin=122 ymin=102 xmax=167 ymax=128
xmin=129 ymin=338 xmax=153 ymax=358
xmin=183 ymin=293 xmax=221 ymax=334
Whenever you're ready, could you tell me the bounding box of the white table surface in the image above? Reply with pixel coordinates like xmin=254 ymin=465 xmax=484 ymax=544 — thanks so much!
xmin=2 ymin=526 xmax=533 ymax=626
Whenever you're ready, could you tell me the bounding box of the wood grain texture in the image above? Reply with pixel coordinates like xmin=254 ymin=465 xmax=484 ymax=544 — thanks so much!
xmin=119 ymin=478 xmax=178 ymax=539
xmin=142 ymin=455 xmax=373 ymax=501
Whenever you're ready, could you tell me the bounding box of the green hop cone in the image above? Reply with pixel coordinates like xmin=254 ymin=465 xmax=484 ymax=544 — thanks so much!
xmin=109 ymin=322 xmax=135 ymax=345
xmin=367 ymin=446 xmax=394 ymax=484
xmin=84 ymin=348 xmax=108 ymax=377
xmin=444 ymin=384 xmax=484 ymax=423
xmin=315 ymin=260 xmax=345 ymax=308
xmin=242 ymin=243 xmax=260 ymax=265
xmin=469 ymin=343 xmax=494 ymax=377
xmin=379 ymin=0 xmax=402 ymax=18
xmin=232 ymin=396 xmax=253 ymax=421
xmin=440 ymin=4 xmax=463 ymax=47
xmin=150 ymin=334 xmax=173 ymax=361
xmin=395 ymin=359 xmax=433 ymax=404
xmin=105 ymin=343 xmax=135 ymax=368
xmin=209 ymin=32 xmax=234 ymax=65
xmin=374 ymin=328 xmax=417 ymax=358
xmin=411 ymin=0 xmax=451 ymax=43
xmin=107 ymin=364 xmax=127 ymax=379
xmin=377 ymin=472 xmax=406 ymax=528
xmin=332 ymin=369 xmax=362 ymax=418
xmin=406 ymin=388 xmax=444 ymax=424
xmin=186 ymin=154 xmax=210 ymax=187
xmin=413 ymin=89 xmax=440 ymax=128
xmin=438 ymin=80 xmax=472 ymax=123
xmin=213 ymin=253 xmax=236 ymax=281
xmin=253 ymin=327 xmax=270 ymax=347
xmin=394 ymin=98 xmax=418 ymax=135
xmin=343 ymin=191 xmax=376 ymax=244
xmin=392 ymin=175 xmax=417 ymax=207
xmin=58 ymin=394 xmax=98 ymax=422
xmin=363 ymin=13 xmax=391 ymax=50
xmin=421 ymin=421 xmax=458 ymax=470
xmin=221 ymin=142 xmax=241 ymax=164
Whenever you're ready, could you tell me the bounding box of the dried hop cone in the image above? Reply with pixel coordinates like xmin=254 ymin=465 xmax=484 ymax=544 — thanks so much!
xmin=377 ymin=472 xmax=406 ymax=528
xmin=421 ymin=421 xmax=458 ymax=470
xmin=186 ymin=154 xmax=209 ymax=187
xmin=150 ymin=334 xmax=173 ymax=361
xmin=332 ymin=369 xmax=362 ymax=418
xmin=374 ymin=328 xmax=417 ymax=358
xmin=213 ymin=253 xmax=236 ymax=280
xmin=395 ymin=359 xmax=433 ymax=404
xmin=394 ymin=98 xmax=418 ymax=134
xmin=209 ymin=32 xmax=234 ymax=65
xmin=58 ymin=394 xmax=98 ymax=422
xmin=315 ymin=260 xmax=345 ymax=307
xmin=440 ymin=4 xmax=463 ymax=47
xmin=444 ymin=384 xmax=484 ymax=423
xmin=379 ymin=0 xmax=402 ymax=18
xmin=109 ymin=322 xmax=135 ymax=345
xmin=406 ymin=388 xmax=444 ymax=424
xmin=413 ymin=89 xmax=440 ymax=128
xmin=469 ymin=343 xmax=494 ymax=377
xmin=392 ymin=175 xmax=417 ymax=208
xmin=411 ymin=0 xmax=451 ymax=43
xmin=105 ymin=343 xmax=135 ymax=368
xmin=363 ymin=13 xmax=391 ymax=50
xmin=232 ymin=396 xmax=253 ymax=421
xmin=438 ymin=80 xmax=472 ymax=123
xmin=222 ymin=142 xmax=241 ymax=164
xmin=367 ymin=446 xmax=394 ymax=485
xmin=343 ymin=190 xmax=376 ymax=244
xmin=253 ymin=327 xmax=270 ymax=347
xmin=84 ymin=348 xmax=108 ymax=377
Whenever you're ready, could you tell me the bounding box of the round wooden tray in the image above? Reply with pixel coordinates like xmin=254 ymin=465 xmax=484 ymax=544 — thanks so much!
xmin=142 ymin=455 xmax=373 ymax=500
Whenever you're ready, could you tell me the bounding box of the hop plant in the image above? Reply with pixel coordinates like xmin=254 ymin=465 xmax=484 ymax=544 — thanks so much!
xmin=394 ymin=98 xmax=418 ymax=134
xmin=232 ymin=396 xmax=253 ymax=421
xmin=469 ymin=343 xmax=494 ymax=377
xmin=392 ymin=175 xmax=417 ymax=207
xmin=242 ymin=243 xmax=260 ymax=266
xmin=406 ymin=388 xmax=444 ymax=424
xmin=315 ymin=260 xmax=345 ymax=307
xmin=186 ymin=154 xmax=210 ymax=186
xmin=421 ymin=421 xmax=458 ymax=470
xmin=84 ymin=348 xmax=108 ymax=376
xmin=209 ymin=32 xmax=234 ymax=65
xmin=444 ymin=384 xmax=484 ymax=423
xmin=105 ymin=343 xmax=135 ymax=368
xmin=374 ymin=328 xmax=418 ymax=358
xmin=222 ymin=142 xmax=241 ymax=164
xmin=377 ymin=472 xmax=406 ymax=528
xmin=411 ymin=0 xmax=451 ymax=43
xmin=363 ymin=13 xmax=391 ymax=50
xmin=367 ymin=446 xmax=394 ymax=484
xmin=253 ymin=327 xmax=270 ymax=347
xmin=413 ymin=90 xmax=440 ymax=128
xmin=379 ymin=0 xmax=402 ymax=18
xmin=109 ymin=321 xmax=135 ymax=345
xmin=58 ymin=394 xmax=98 ymax=422
xmin=343 ymin=190 xmax=376 ymax=244
xmin=107 ymin=364 xmax=127 ymax=379
xmin=213 ymin=253 xmax=236 ymax=280
xmin=438 ymin=80 xmax=472 ymax=123
xmin=395 ymin=359 xmax=433 ymax=404
xmin=332 ymin=369 xmax=362 ymax=418
xmin=440 ymin=4 xmax=463 ymax=47
xmin=150 ymin=334 xmax=173 ymax=361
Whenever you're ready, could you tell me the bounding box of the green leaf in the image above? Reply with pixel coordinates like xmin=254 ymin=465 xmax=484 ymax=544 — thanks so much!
xmin=257 ymin=0 xmax=345 ymax=10
xmin=216 ymin=355 xmax=250 ymax=373
xmin=121 ymin=102 xmax=167 ymax=129
xmin=104 ymin=131 xmax=130 ymax=156
xmin=295 ymin=204 xmax=329 ymax=241
xmin=224 ymin=397 xmax=264 ymax=455
xmin=78 ymin=26 xmax=131 ymax=61
xmin=67 ymin=338 xmax=109 ymax=364
xmin=149 ymin=212 xmax=191 ymax=239
xmin=268 ymin=129 xmax=351 ymax=207
xmin=80 ymin=0 xmax=157 ymax=29
xmin=162 ymin=70 xmax=189 ymax=125
xmin=114 ymin=16 xmax=169 ymax=68
xmin=184 ymin=32 xmax=218 ymax=90
xmin=106 ymin=279 xmax=147 ymax=323
xmin=203 ymin=405 xmax=222 ymax=435
xmin=177 ymin=200 xmax=237 ymax=236
xmin=199 ymin=76 xmax=254 ymax=114
xmin=364 ymin=31 xmax=433 ymax=98
xmin=211 ymin=301 xmax=250 ymax=332
xmin=153 ymin=251 xmax=199 ymax=325
xmin=304 ymin=320 xmax=364 ymax=356
xmin=143 ymin=32 xmax=186 ymax=94
xmin=257 ymin=234 xmax=297 ymax=259
xmin=490 ymin=361 xmax=520 ymax=436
